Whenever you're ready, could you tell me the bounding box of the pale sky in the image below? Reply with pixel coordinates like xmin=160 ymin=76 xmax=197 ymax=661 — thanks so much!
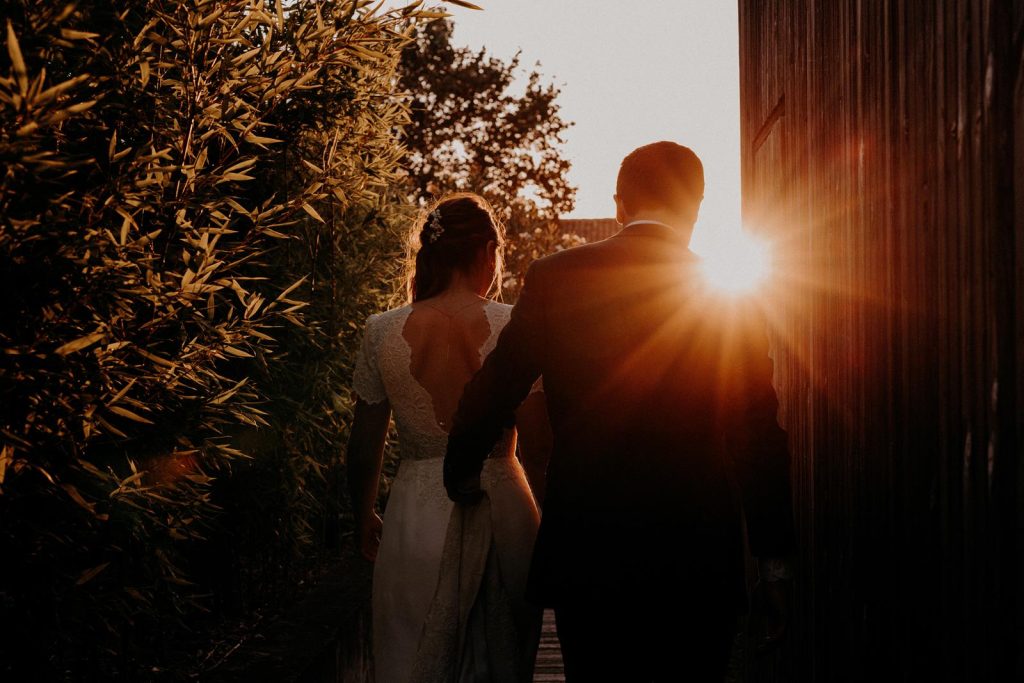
xmin=445 ymin=1 xmax=742 ymax=254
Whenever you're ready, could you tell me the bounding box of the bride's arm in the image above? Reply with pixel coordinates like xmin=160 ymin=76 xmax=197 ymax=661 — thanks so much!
xmin=345 ymin=398 xmax=391 ymax=562
xmin=514 ymin=391 xmax=552 ymax=506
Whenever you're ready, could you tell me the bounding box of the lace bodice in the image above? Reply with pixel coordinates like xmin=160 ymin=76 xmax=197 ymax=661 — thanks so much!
xmin=353 ymin=301 xmax=518 ymax=462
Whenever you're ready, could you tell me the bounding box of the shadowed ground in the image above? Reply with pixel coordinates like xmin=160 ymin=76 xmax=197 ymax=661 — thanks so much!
xmin=205 ymin=549 xmax=770 ymax=682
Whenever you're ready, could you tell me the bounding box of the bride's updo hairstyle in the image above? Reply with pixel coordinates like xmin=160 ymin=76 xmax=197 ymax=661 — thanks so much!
xmin=408 ymin=192 xmax=505 ymax=302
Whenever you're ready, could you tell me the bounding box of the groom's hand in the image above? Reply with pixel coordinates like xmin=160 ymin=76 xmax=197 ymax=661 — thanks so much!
xmin=443 ymin=453 xmax=484 ymax=504
xmin=446 ymin=472 xmax=484 ymax=505
xmin=444 ymin=460 xmax=484 ymax=504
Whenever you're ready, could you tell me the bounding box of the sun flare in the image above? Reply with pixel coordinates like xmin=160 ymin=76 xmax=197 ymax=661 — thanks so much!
xmin=695 ymin=231 xmax=772 ymax=295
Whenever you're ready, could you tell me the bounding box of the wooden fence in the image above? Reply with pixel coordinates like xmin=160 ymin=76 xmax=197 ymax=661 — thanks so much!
xmin=738 ymin=2 xmax=1023 ymax=680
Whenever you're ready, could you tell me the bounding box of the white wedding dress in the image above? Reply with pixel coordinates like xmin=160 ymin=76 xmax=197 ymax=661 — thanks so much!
xmin=353 ymin=300 xmax=541 ymax=683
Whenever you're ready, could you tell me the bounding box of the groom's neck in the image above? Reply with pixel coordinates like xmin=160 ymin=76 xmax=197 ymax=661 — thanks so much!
xmin=621 ymin=211 xmax=694 ymax=245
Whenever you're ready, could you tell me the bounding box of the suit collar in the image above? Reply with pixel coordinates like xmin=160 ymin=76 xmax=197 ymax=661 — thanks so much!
xmin=613 ymin=220 xmax=696 ymax=255
xmin=621 ymin=219 xmax=676 ymax=231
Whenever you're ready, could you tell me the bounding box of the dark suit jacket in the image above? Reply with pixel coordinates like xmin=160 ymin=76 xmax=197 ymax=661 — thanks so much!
xmin=445 ymin=222 xmax=796 ymax=611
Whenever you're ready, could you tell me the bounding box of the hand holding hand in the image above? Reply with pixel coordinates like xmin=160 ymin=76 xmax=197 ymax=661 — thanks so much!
xmin=358 ymin=512 xmax=383 ymax=562
xmin=443 ymin=454 xmax=485 ymax=504
xmin=446 ymin=472 xmax=484 ymax=505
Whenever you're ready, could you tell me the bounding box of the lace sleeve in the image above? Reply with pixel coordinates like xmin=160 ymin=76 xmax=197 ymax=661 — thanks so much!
xmin=352 ymin=314 xmax=388 ymax=404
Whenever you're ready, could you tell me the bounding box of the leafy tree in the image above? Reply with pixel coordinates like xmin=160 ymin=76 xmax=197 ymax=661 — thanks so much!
xmin=397 ymin=18 xmax=581 ymax=299
xmin=0 ymin=0 xmax=430 ymax=677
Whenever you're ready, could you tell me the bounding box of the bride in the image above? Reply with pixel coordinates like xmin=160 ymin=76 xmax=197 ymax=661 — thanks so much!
xmin=345 ymin=193 xmax=548 ymax=682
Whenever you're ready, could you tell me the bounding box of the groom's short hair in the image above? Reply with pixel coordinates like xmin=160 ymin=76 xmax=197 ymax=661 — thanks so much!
xmin=616 ymin=141 xmax=704 ymax=215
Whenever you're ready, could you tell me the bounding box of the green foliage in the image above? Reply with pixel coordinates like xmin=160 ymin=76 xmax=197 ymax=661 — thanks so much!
xmin=0 ymin=0 xmax=428 ymax=677
xmin=397 ymin=18 xmax=579 ymax=299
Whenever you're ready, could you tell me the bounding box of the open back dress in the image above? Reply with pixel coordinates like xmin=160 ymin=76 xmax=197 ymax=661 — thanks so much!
xmin=353 ymin=299 xmax=541 ymax=682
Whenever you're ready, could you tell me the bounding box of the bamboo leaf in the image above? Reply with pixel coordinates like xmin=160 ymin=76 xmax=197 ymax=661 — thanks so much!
xmin=219 ymin=172 xmax=254 ymax=182
xmin=232 ymin=47 xmax=261 ymax=66
xmin=94 ymin=414 xmax=128 ymax=439
xmin=65 ymin=99 xmax=96 ymax=114
xmin=136 ymin=348 xmax=176 ymax=368
xmin=107 ymin=405 xmax=154 ymax=424
xmin=117 ymin=471 xmax=145 ymax=488
xmin=225 ymin=158 xmax=256 ymax=173
xmin=197 ymin=6 xmax=226 ymax=27
xmin=35 ymin=73 xmax=89 ymax=105
xmin=222 ymin=345 xmax=252 ymax=358
xmin=62 ymin=483 xmax=96 ymax=514
xmin=301 ymin=203 xmax=325 ymax=223
xmin=293 ymin=68 xmax=320 ymax=89
xmin=55 ymin=4 xmax=77 ymax=23
xmin=56 ymin=331 xmax=105 ymax=356
xmin=6 ymin=21 xmax=28 ymax=95
xmin=244 ymin=133 xmax=282 ymax=145
xmin=211 ymin=378 xmax=247 ymax=405
xmin=163 ymin=574 xmax=196 ymax=587
xmin=77 ymin=459 xmax=106 ymax=479
xmin=0 ymin=444 xmax=12 ymax=486
xmin=75 ymin=562 xmax=110 ymax=586
xmin=107 ymin=378 xmax=137 ymax=406
xmin=277 ymin=275 xmax=307 ymax=300
xmin=60 ymin=29 xmax=101 ymax=40
xmin=15 ymin=121 xmax=37 ymax=137
xmin=124 ymin=587 xmax=149 ymax=602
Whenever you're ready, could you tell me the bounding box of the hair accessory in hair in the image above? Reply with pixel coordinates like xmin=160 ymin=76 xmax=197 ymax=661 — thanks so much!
xmin=425 ymin=209 xmax=445 ymax=243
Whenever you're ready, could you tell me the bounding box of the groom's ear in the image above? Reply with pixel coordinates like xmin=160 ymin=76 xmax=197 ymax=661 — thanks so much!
xmin=614 ymin=194 xmax=626 ymax=225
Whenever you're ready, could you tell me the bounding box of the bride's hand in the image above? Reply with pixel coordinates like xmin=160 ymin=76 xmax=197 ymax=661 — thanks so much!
xmin=359 ymin=512 xmax=384 ymax=562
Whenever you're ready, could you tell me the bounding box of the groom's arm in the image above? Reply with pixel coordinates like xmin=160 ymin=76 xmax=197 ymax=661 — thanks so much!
xmin=723 ymin=304 xmax=797 ymax=561
xmin=444 ymin=262 xmax=547 ymax=501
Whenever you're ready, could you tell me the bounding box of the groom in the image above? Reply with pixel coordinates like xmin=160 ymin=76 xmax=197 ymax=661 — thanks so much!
xmin=444 ymin=141 xmax=795 ymax=681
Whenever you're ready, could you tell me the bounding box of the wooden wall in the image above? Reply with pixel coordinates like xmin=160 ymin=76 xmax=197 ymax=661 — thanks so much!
xmin=737 ymin=2 xmax=1024 ymax=680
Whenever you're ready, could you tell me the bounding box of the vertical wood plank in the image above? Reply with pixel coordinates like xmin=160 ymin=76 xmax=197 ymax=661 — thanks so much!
xmin=737 ymin=1 xmax=1023 ymax=679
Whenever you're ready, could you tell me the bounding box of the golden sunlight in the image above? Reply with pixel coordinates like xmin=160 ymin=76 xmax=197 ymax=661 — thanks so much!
xmin=695 ymin=230 xmax=772 ymax=295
